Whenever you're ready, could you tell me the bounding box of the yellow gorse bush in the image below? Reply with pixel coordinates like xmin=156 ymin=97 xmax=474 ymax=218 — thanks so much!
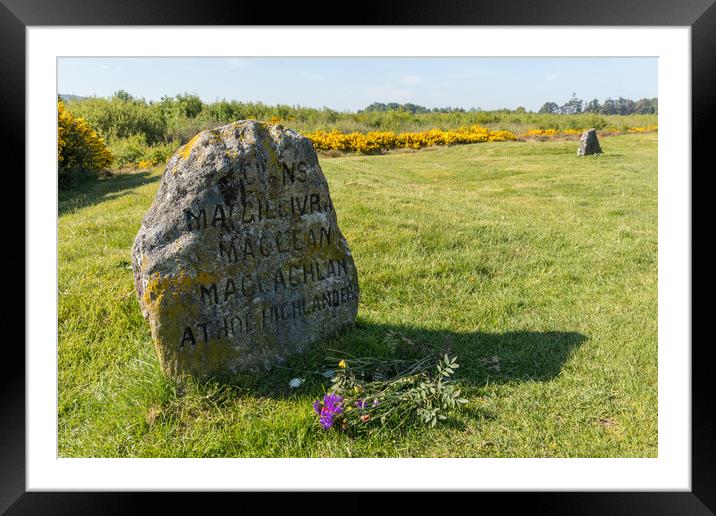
xmin=525 ymin=128 xmax=559 ymax=137
xmin=523 ymin=126 xmax=657 ymax=138
xmin=58 ymin=100 xmax=113 ymax=185
xmin=628 ymin=125 xmax=659 ymax=133
xmin=306 ymin=124 xmax=659 ymax=154
xmin=306 ymin=125 xmax=517 ymax=154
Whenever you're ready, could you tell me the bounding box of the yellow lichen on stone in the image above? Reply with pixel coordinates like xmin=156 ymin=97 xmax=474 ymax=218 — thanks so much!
xmin=179 ymin=133 xmax=203 ymax=162
xmin=208 ymin=129 xmax=223 ymax=145
xmin=142 ymin=273 xmax=163 ymax=306
xmin=142 ymin=269 xmax=221 ymax=317
xmin=144 ymin=270 xmax=218 ymax=301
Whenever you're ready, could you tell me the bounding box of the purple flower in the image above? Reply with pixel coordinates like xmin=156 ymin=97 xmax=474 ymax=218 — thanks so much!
xmin=355 ymin=399 xmax=366 ymax=410
xmin=313 ymin=393 xmax=344 ymax=429
xmin=372 ymin=399 xmax=380 ymax=406
xmin=323 ymin=393 xmax=343 ymax=411
xmin=319 ymin=411 xmax=334 ymax=429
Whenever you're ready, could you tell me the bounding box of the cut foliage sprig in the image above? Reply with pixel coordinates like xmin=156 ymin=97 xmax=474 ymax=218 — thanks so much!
xmin=314 ymin=335 xmax=468 ymax=433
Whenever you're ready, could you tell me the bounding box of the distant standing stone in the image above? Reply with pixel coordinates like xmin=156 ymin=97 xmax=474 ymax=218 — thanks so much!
xmin=131 ymin=120 xmax=359 ymax=380
xmin=577 ymin=128 xmax=602 ymax=156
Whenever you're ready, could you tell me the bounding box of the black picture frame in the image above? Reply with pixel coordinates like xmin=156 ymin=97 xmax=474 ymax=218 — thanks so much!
xmin=8 ymin=0 xmax=713 ymax=513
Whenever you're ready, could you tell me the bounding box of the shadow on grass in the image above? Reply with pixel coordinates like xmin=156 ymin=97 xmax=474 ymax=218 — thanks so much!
xmin=210 ymin=319 xmax=587 ymax=401
xmin=58 ymin=170 xmax=160 ymax=216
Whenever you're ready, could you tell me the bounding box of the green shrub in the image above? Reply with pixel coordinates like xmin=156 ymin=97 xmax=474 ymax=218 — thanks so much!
xmin=108 ymin=134 xmax=180 ymax=169
xmin=578 ymin=113 xmax=608 ymax=130
xmin=140 ymin=140 xmax=180 ymax=168
xmin=108 ymin=134 xmax=149 ymax=168
xmin=65 ymin=94 xmax=167 ymax=144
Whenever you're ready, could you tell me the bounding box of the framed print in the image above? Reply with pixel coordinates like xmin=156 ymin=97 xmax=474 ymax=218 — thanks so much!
xmin=8 ymin=0 xmax=715 ymax=512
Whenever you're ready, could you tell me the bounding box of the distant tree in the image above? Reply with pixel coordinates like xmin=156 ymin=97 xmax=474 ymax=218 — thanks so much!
xmin=514 ymin=106 xmax=526 ymax=113
xmin=362 ymin=102 xmax=471 ymax=114
xmin=539 ymin=101 xmax=560 ymax=114
xmin=634 ymin=98 xmax=653 ymax=114
xmin=560 ymin=93 xmax=583 ymax=114
xmin=362 ymin=102 xmax=387 ymax=112
xmin=402 ymin=102 xmax=431 ymax=114
xmin=599 ymin=98 xmax=617 ymax=115
xmin=113 ymin=89 xmax=134 ymax=102
xmin=584 ymin=98 xmax=601 ymax=113
xmin=175 ymin=93 xmax=203 ymax=118
xmin=614 ymin=97 xmax=635 ymax=115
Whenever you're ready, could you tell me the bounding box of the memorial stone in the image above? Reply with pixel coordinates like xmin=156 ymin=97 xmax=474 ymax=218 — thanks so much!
xmin=132 ymin=121 xmax=359 ymax=380
xmin=577 ymin=128 xmax=602 ymax=156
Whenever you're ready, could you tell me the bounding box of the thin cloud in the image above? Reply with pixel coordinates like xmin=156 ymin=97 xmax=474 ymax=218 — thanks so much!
xmin=546 ymin=74 xmax=559 ymax=81
xmin=396 ymin=74 xmax=424 ymax=85
xmin=300 ymin=71 xmax=327 ymax=80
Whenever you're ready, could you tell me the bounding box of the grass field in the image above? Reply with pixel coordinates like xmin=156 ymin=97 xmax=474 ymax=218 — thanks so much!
xmin=58 ymin=133 xmax=657 ymax=457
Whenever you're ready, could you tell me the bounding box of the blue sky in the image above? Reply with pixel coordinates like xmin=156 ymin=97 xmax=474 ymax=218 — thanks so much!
xmin=58 ymin=57 xmax=657 ymax=112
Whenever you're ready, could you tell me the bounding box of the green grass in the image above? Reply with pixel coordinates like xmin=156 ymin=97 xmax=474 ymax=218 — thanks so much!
xmin=58 ymin=133 xmax=657 ymax=457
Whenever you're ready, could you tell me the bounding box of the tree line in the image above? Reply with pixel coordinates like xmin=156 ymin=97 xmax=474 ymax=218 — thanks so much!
xmin=362 ymin=97 xmax=657 ymax=116
xmin=538 ymin=94 xmax=657 ymax=115
xmin=362 ymin=102 xmax=470 ymax=114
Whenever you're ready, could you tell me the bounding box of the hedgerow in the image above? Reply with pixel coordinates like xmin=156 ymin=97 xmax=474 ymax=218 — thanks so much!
xmin=62 ymin=93 xmax=659 ymax=168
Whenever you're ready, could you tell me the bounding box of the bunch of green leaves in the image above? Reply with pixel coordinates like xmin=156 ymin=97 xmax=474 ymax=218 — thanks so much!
xmin=325 ymin=345 xmax=468 ymax=434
